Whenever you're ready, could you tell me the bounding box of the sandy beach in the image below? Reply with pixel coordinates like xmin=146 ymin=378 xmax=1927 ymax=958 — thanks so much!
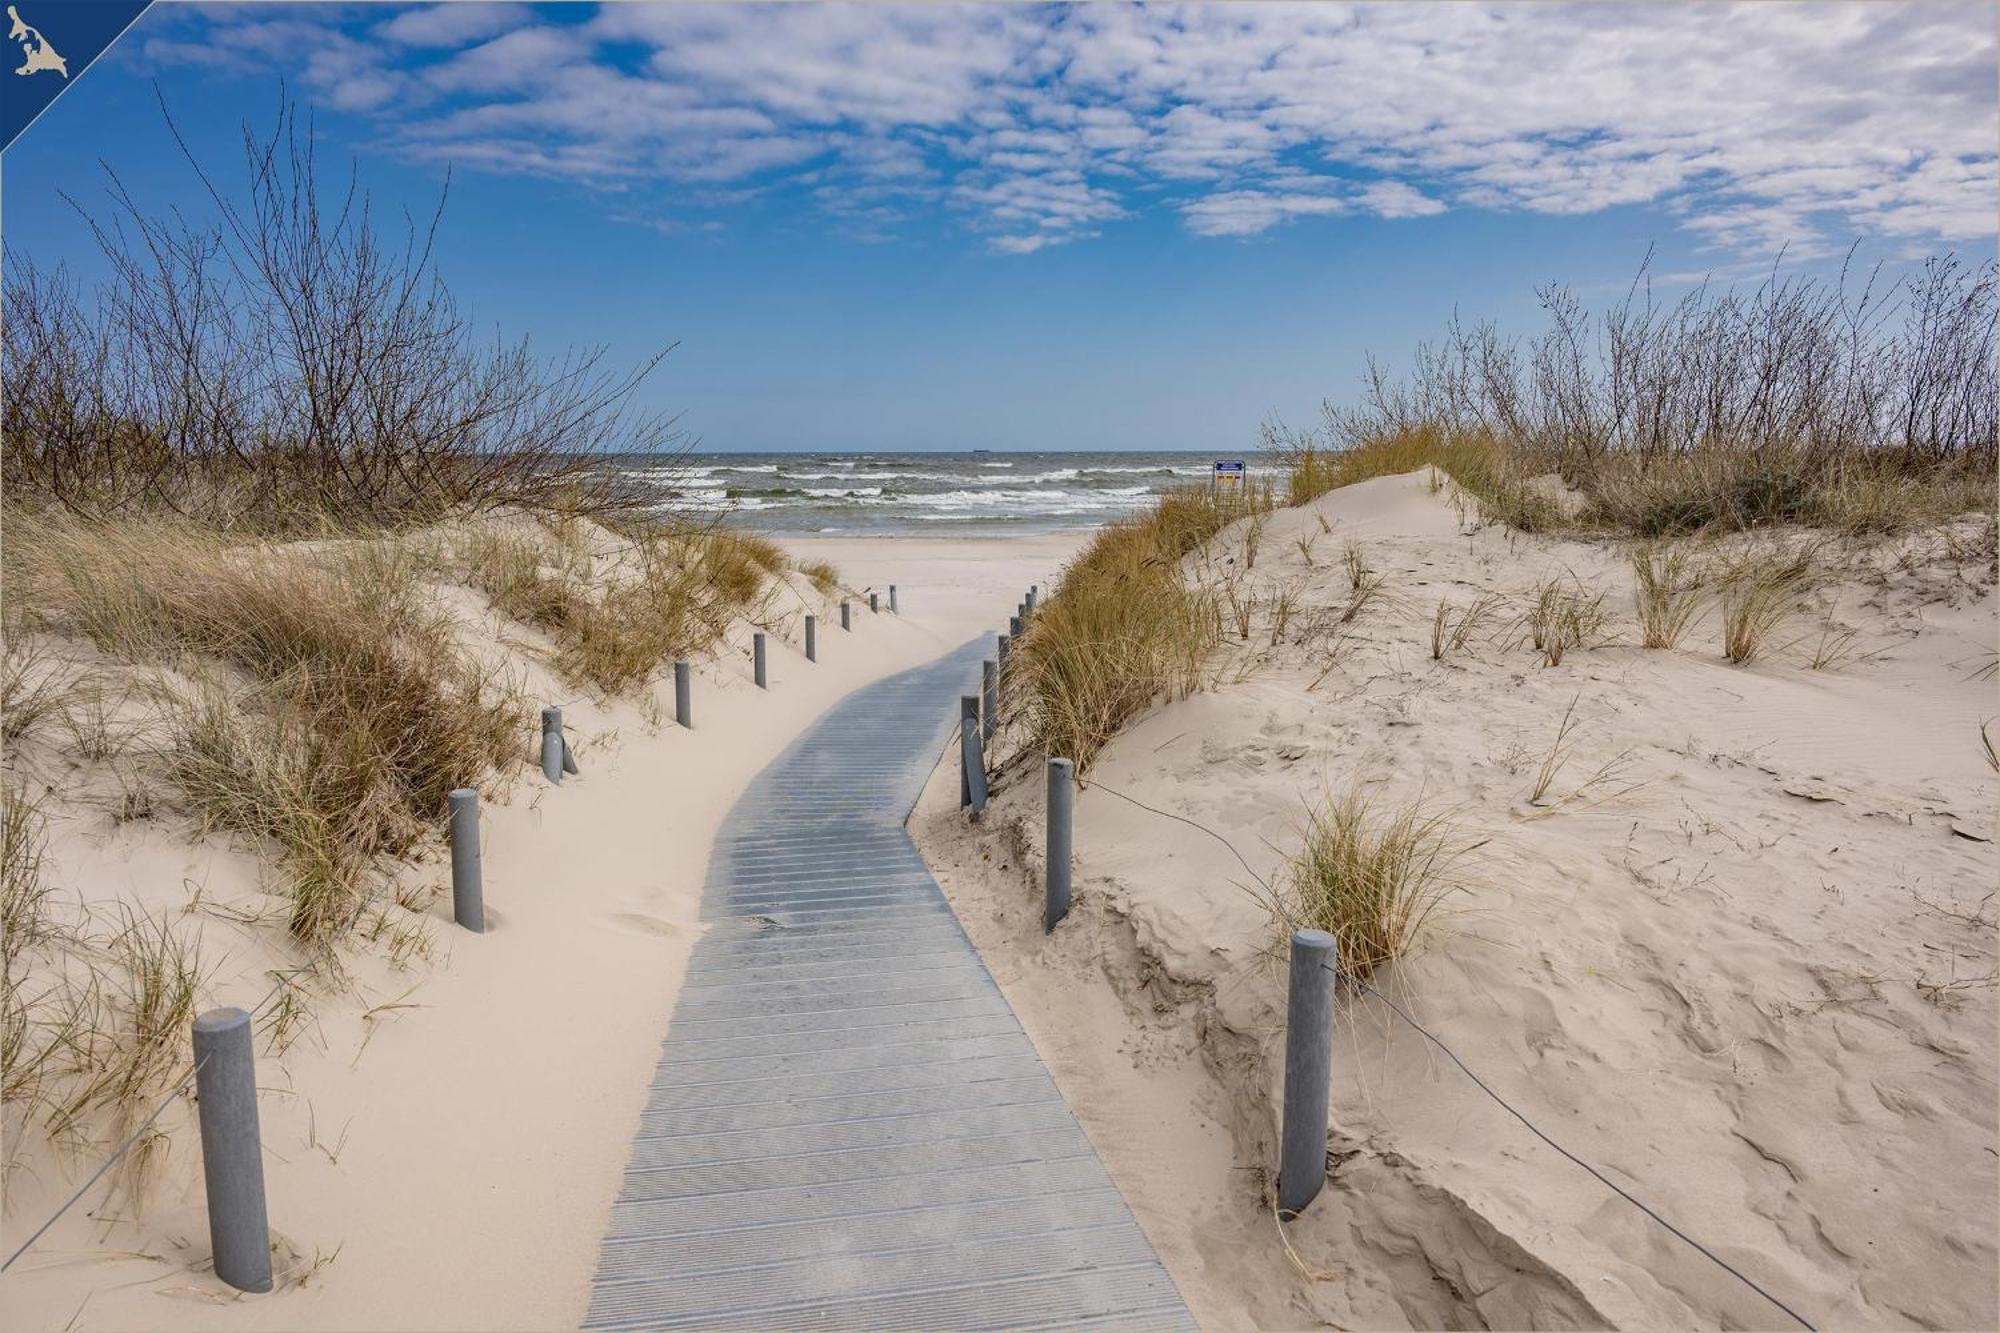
xmin=2 ymin=529 xmax=1080 ymax=1331
xmin=908 ymin=472 xmax=1998 ymax=1329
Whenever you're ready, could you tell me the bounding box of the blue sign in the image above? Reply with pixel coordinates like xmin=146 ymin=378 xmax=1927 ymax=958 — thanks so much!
xmin=1213 ymin=459 xmax=1246 ymax=488
xmin=2 ymin=2 xmax=152 ymax=153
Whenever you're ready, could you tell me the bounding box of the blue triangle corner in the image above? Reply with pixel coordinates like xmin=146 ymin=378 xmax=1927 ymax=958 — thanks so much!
xmin=2 ymin=1 xmax=153 ymax=153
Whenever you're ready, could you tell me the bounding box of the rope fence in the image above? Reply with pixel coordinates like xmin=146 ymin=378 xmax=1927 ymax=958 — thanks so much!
xmin=1074 ymin=772 xmax=1816 ymax=1331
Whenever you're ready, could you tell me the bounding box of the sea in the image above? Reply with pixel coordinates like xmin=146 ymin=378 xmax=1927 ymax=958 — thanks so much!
xmin=603 ymin=450 xmax=1259 ymax=535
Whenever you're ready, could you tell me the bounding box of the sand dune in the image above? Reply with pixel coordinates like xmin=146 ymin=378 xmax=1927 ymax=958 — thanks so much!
xmin=2 ymin=525 xmax=1078 ymax=1330
xmin=912 ymin=472 xmax=1997 ymax=1329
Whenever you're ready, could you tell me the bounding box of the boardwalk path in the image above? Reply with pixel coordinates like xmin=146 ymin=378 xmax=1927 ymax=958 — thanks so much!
xmin=585 ymin=637 xmax=1192 ymax=1330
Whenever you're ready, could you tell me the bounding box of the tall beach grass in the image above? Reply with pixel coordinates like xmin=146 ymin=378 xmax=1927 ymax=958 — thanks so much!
xmin=1010 ymin=484 xmax=1270 ymax=771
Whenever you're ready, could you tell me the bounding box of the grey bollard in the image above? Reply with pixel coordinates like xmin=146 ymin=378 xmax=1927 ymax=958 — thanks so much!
xmin=541 ymin=706 xmax=564 ymax=784
xmin=1278 ymin=929 xmax=1338 ymax=1218
xmin=1046 ymin=757 xmax=1073 ymax=932
xmin=841 ymin=601 xmax=851 ymax=631
xmin=869 ymin=591 xmax=879 ymax=614
xmin=753 ymin=632 xmax=768 ymax=689
xmin=805 ymin=614 xmax=817 ymax=662
xmin=889 ymin=585 xmax=898 ymax=613
xmin=982 ymin=660 xmax=998 ymax=741
xmin=997 ymin=632 xmax=1010 ymax=680
xmin=448 ymin=789 xmax=483 ymax=933
xmin=959 ymin=695 xmax=980 ymax=807
xmin=191 ymin=1008 xmax=273 ymax=1293
xmin=674 ymin=660 xmax=692 ymax=729
xmin=1027 ymin=585 xmax=1038 ymax=614
xmin=1009 ymin=614 xmax=1023 ymax=639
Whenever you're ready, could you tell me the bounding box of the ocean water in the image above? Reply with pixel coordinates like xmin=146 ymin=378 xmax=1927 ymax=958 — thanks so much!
xmin=603 ymin=450 xmax=1256 ymax=534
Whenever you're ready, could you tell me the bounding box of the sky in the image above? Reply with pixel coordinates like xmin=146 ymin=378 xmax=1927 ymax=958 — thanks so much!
xmin=4 ymin=1 xmax=1996 ymax=453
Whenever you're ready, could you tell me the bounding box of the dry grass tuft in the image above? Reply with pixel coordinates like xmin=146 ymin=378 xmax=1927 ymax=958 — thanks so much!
xmin=798 ymin=560 xmax=840 ymax=598
xmin=1719 ymin=545 xmax=1821 ymax=665
xmin=1012 ymin=485 xmax=1266 ymax=771
xmin=1524 ymin=574 xmax=1610 ymax=666
xmin=1631 ymin=545 xmax=1709 ymax=649
xmin=1 ymin=631 xmax=66 ymax=744
xmin=1275 ymin=785 xmax=1476 ymax=981
xmin=1429 ymin=592 xmax=1504 ymax=661
xmin=2 ymin=780 xmax=54 ymax=969
xmin=1338 ymin=542 xmax=1388 ymax=624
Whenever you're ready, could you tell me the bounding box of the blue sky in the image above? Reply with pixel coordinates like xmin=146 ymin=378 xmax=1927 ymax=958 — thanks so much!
xmin=5 ymin=1 xmax=1995 ymax=453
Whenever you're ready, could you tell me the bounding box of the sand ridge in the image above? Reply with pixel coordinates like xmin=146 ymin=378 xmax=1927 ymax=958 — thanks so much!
xmin=912 ymin=471 xmax=1998 ymax=1329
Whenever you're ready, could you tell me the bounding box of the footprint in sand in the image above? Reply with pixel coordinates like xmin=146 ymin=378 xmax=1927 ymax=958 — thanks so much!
xmin=607 ymin=911 xmax=680 ymax=937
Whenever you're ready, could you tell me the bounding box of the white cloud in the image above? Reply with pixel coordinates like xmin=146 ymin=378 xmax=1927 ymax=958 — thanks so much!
xmin=141 ymin=2 xmax=1997 ymax=256
xmin=1183 ymin=190 xmax=1348 ymax=237
xmin=377 ymin=3 xmax=525 ymax=50
xmin=1359 ymin=181 xmax=1446 ymax=219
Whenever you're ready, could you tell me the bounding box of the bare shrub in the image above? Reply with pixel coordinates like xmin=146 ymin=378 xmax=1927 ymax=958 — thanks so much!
xmin=1274 ymin=251 xmax=1996 ymax=535
xmin=4 ymin=100 xmax=677 ymax=531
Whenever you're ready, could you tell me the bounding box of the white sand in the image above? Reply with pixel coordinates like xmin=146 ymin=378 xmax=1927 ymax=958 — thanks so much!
xmin=910 ymin=474 xmax=1998 ymax=1329
xmin=2 ymin=530 xmax=1080 ymax=1331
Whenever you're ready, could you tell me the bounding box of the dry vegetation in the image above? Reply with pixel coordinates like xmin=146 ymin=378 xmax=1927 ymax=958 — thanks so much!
xmin=1020 ymin=253 xmax=1992 ymax=994
xmin=4 ymin=103 xmax=673 ymax=533
xmin=1274 ymin=786 xmax=1478 ymax=982
xmin=1632 ymin=546 xmax=1709 ymax=649
xmin=8 ymin=514 xmax=519 ymax=947
xmin=1009 ymin=484 xmax=1271 ymax=771
xmin=459 ymin=521 xmax=789 ymax=695
xmin=1270 ymin=254 xmax=1995 ymax=538
xmin=0 ymin=103 xmax=822 ymax=1210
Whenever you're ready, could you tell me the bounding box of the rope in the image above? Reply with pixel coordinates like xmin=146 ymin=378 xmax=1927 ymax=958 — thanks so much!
xmin=1077 ymin=773 xmax=1816 ymax=1331
xmin=1 ymin=1052 xmax=212 ymax=1273
xmin=3 ymin=905 xmax=356 ymax=1274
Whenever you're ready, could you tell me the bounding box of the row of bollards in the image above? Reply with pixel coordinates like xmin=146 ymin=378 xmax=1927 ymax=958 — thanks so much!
xmin=189 ymin=582 xmax=886 ymax=1294
xmin=997 ymin=565 xmax=1336 ymax=1221
xmin=1033 ymin=747 xmax=1336 ymax=1218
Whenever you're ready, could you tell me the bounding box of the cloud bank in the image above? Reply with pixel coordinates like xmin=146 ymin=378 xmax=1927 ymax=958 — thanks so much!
xmin=140 ymin=2 xmax=1997 ymax=256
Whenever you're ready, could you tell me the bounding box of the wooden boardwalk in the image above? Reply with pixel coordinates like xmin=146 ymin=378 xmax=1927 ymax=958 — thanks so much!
xmin=585 ymin=638 xmax=1192 ymax=1330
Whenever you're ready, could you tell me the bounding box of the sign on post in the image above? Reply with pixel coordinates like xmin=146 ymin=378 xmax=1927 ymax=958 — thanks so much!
xmin=1213 ymin=459 xmax=1245 ymax=495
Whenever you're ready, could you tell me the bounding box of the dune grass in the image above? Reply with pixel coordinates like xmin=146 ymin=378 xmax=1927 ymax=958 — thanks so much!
xmin=1430 ymin=592 xmax=1505 ymax=661
xmin=1523 ymin=574 xmax=1611 ymax=666
xmin=798 ymin=560 xmax=840 ymax=598
xmin=460 ymin=520 xmax=787 ymax=695
xmin=1275 ymin=785 xmax=1476 ymax=981
xmin=2 ymin=780 xmax=53 ymax=968
xmin=1012 ymin=485 xmax=1268 ymax=771
xmin=1632 ymin=546 xmax=1709 ymax=649
xmin=7 ymin=512 xmax=519 ymax=946
xmin=1718 ymin=544 xmax=1823 ymax=665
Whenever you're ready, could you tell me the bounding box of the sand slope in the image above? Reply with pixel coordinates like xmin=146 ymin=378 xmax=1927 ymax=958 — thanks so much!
xmin=2 ymin=528 xmax=1078 ymax=1331
xmin=912 ymin=473 xmax=1997 ymax=1329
